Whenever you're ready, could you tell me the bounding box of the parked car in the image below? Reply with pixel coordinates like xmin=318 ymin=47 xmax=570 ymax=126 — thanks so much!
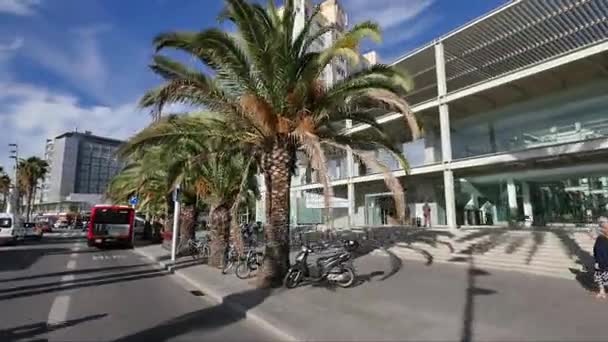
xmin=36 ymin=222 xmax=52 ymax=233
xmin=54 ymin=220 xmax=69 ymax=229
xmin=23 ymin=222 xmax=43 ymax=240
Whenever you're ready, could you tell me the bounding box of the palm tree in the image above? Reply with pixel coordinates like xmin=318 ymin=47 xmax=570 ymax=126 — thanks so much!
xmin=107 ymin=147 xmax=174 ymax=231
xmin=121 ymin=114 xmax=259 ymax=267
xmin=0 ymin=167 xmax=10 ymax=212
xmin=139 ymin=0 xmax=420 ymax=286
xmin=17 ymin=157 xmax=49 ymax=221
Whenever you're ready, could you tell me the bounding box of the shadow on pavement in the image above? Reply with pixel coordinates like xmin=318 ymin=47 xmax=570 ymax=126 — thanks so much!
xmin=0 ymin=263 xmax=152 ymax=284
xmin=0 ymin=267 xmax=170 ymax=301
xmin=0 ymin=313 xmax=107 ymax=341
xmin=112 ymin=288 xmax=272 ymax=342
xmin=460 ymin=257 xmax=496 ymax=342
xmin=0 ymin=248 xmax=69 ymax=273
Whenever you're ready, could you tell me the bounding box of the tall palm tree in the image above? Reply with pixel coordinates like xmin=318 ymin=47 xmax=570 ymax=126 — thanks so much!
xmin=17 ymin=157 xmax=49 ymax=221
xmin=139 ymin=0 xmax=420 ymax=286
xmin=0 ymin=167 xmax=10 ymax=212
xmin=122 ymin=114 xmax=259 ymax=267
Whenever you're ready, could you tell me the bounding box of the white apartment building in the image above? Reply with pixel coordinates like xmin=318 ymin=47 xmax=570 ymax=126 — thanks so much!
xmin=257 ymin=0 xmax=608 ymax=230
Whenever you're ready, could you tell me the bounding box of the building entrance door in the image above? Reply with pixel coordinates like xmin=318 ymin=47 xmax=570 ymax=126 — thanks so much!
xmin=365 ymin=193 xmax=397 ymax=226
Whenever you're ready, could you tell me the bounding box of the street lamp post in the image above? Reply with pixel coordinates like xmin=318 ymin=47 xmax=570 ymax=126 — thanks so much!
xmin=7 ymin=144 xmax=18 ymax=215
xmin=171 ymin=184 xmax=181 ymax=262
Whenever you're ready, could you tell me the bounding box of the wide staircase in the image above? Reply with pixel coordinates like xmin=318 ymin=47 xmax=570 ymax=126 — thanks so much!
xmin=378 ymin=228 xmax=596 ymax=279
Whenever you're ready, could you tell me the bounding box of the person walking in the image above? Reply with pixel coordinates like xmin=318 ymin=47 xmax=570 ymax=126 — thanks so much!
xmin=423 ymin=202 xmax=431 ymax=228
xmin=593 ymin=217 xmax=608 ymax=299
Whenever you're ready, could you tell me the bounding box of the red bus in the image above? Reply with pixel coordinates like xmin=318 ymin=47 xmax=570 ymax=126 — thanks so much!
xmin=87 ymin=205 xmax=135 ymax=248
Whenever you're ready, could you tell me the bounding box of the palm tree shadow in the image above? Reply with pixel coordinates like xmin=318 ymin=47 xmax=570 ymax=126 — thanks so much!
xmin=112 ymin=288 xmax=272 ymax=342
xmin=525 ymin=231 xmax=545 ymax=265
xmin=553 ymin=230 xmax=594 ymax=269
xmin=461 ymin=257 xmax=496 ymax=342
xmin=0 ymin=314 xmax=107 ymax=341
xmin=318 ymin=227 xmax=455 ymax=281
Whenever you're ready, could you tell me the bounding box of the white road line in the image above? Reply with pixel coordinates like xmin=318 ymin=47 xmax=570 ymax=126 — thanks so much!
xmin=66 ymin=260 xmax=76 ymax=269
xmin=47 ymin=295 xmax=71 ymax=326
xmin=47 ymin=273 xmax=76 ymax=326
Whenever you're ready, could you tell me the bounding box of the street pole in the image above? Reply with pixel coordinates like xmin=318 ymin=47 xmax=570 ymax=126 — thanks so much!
xmin=8 ymin=144 xmax=18 ymax=215
xmin=171 ymin=184 xmax=181 ymax=262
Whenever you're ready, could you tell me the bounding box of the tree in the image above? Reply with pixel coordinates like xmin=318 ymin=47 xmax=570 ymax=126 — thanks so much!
xmin=139 ymin=0 xmax=420 ymax=286
xmin=107 ymin=147 xmax=173 ymax=231
xmin=121 ymin=114 xmax=259 ymax=267
xmin=17 ymin=157 xmax=49 ymax=221
xmin=0 ymin=167 xmax=10 ymax=212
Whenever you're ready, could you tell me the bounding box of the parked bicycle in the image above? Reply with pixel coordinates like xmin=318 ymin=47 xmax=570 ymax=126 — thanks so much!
xmin=222 ymin=242 xmax=239 ymax=274
xmin=176 ymin=237 xmax=210 ymax=260
xmin=235 ymin=248 xmax=264 ymax=279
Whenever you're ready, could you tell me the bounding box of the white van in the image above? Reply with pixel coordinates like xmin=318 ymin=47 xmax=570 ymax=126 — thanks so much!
xmin=0 ymin=213 xmax=25 ymax=245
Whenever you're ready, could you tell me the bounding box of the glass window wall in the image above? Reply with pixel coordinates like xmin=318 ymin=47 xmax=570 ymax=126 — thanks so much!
xmin=452 ymin=80 xmax=608 ymax=160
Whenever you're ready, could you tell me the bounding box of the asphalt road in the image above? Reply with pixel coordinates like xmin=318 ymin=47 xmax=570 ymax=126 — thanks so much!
xmin=0 ymin=233 xmax=279 ymax=342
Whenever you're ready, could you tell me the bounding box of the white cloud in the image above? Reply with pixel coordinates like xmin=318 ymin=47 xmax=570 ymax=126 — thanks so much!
xmin=344 ymin=0 xmax=434 ymax=31
xmin=0 ymin=81 xmax=150 ymax=168
xmin=0 ymin=0 xmax=41 ymax=16
xmin=343 ymin=0 xmax=436 ymax=58
xmin=21 ymin=24 xmax=110 ymax=103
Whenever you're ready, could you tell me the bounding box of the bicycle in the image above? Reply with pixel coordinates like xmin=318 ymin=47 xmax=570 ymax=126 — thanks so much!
xmin=222 ymin=243 xmax=239 ymax=274
xmin=235 ymin=248 xmax=264 ymax=279
xmin=190 ymin=238 xmax=211 ymax=260
xmin=176 ymin=237 xmax=210 ymax=260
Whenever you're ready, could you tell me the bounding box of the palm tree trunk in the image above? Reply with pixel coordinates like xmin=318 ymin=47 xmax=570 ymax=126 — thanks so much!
xmin=179 ymin=205 xmax=195 ymax=239
xmin=25 ymin=187 xmax=33 ymax=221
xmin=209 ymin=204 xmax=230 ymax=268
xmin=257 ymin=143 xmax=293 ymax=288
xmin=229 ymin=200 xmax=245 ymax=255
xmin=28 ymin=185 xmax=36 ymax=221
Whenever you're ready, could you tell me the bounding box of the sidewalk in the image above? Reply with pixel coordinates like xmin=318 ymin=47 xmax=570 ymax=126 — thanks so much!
xmin=135 ymin=244 xmax=608 ymax=341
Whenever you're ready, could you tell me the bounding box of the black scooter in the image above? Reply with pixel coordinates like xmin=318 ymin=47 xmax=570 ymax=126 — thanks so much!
xmin=284 ymin=240 xmax=359 ymax=288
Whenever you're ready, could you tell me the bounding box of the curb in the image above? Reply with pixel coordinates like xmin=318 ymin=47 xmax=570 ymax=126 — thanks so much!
xmin=133 ymin=247 xmax=298 ymax=341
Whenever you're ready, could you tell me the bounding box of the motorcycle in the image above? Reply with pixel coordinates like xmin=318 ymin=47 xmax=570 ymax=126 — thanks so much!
xmin=284 ymin=239 xmax=359 ymax=289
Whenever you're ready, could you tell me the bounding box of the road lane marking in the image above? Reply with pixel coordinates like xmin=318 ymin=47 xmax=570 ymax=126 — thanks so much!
xmin=66 ymin=260 xmax=76 ymax=269
xmin=47 ymin=295 xmax=71 ymax=326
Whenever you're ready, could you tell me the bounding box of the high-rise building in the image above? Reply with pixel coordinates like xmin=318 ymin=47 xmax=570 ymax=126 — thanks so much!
xmin=291 ymin=0 xmax=359 ymax=86
xmin=36 ymin=139 xmax=54 ymax=204
xmin=35 ymin=131 xmax=123 ymax=213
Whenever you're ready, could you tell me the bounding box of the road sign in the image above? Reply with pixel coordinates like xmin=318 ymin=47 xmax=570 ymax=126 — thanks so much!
xmin=129 ymin=196 xmax=139 ymax=206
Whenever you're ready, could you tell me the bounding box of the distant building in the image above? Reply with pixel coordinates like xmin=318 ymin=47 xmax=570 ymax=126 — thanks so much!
xmin=35 ymin=131 xmax=124 ymax=214
xmin=291 ymin=0 xmax=367 ymax=87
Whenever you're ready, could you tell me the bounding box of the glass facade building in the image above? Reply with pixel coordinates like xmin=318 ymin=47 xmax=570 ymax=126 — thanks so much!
xmin=256 ymin=0 xmax=608 ymax=230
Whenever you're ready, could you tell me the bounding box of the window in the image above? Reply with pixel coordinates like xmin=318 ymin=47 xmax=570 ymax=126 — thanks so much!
xmin=0 ymin=218 xmax=11 ymax=228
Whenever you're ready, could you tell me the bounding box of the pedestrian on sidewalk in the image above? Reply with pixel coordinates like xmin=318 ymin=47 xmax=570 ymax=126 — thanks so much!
xmin=593 ymin=216 xmax=608 ymax=299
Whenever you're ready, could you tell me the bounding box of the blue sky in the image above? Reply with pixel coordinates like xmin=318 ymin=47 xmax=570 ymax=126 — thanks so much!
xmin=0 ymin=0 xmax=507 ymax=168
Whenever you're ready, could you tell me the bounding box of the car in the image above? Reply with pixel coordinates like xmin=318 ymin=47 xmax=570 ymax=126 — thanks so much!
xmin=23 ymin=222 xmax=43 ymax=240
xmin=54 ymin=220 xmax=69 ymax=229
xmin=0 ymin=213 xmax=24 ymax=245
xmin=36 ymin=222 xmax=52 ymax=233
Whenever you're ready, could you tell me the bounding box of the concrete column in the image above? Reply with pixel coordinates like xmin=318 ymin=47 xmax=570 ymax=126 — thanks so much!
xmin=345 ymin=119 xmax=356 ymax=227
xmin=435 ymin=42 xmax=456 ymax=229
xmin=521 ymin=181 xmax=533 ymax=219
xmin=443 ymin=170 xmax=457 ymax=229
xmin=348 ymin=183 xmax=355 ymax=227
xmin=507 ymin=179 xmax=518 ymax=220
xmin=435 ymin=42 xmax=452 ymax=162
